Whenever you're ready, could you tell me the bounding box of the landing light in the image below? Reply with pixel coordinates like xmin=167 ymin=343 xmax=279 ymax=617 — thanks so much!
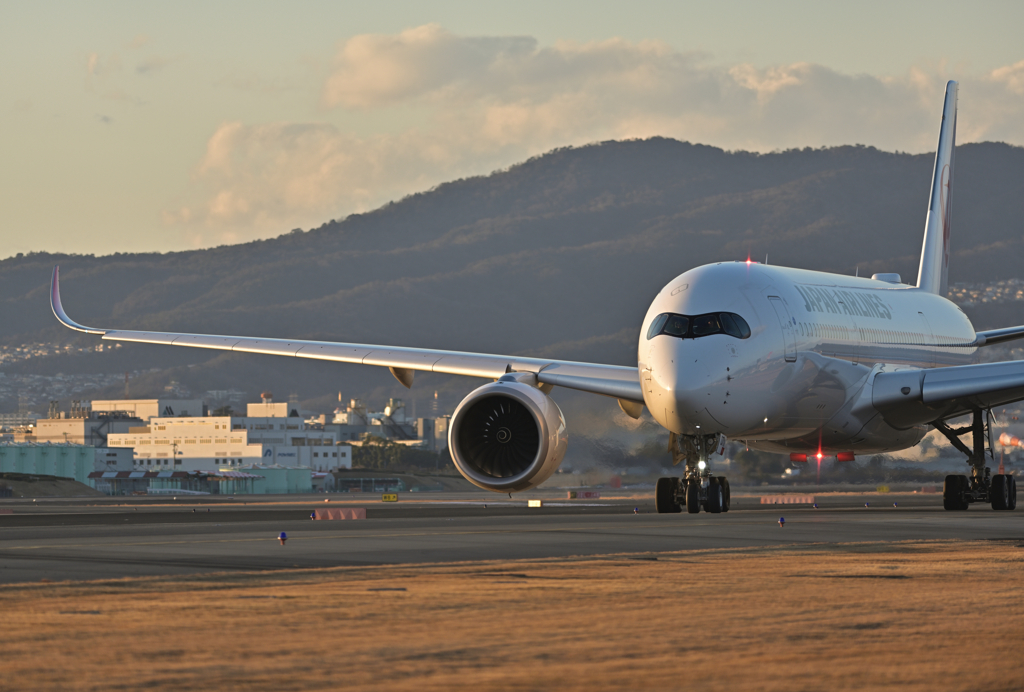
xmin=698 ymin=460 xmax=706 ymax=470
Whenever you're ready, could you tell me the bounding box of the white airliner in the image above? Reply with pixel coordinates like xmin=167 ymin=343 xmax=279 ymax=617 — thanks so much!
xmin=51 ymin=81 xmax=1021 ymax=513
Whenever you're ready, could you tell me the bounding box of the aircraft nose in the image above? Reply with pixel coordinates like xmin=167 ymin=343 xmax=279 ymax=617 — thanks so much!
xmin=647 ymin=336 xmax=735 ymax=433
xmin=647 ymin=339 xmax=706 ymax=432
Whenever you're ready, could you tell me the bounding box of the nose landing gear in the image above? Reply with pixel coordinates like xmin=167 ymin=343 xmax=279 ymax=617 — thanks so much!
xmin=656 ymin=433 xmax=731 ymax=514
xmin=934 ymin=409 xmax=1018 ymax=511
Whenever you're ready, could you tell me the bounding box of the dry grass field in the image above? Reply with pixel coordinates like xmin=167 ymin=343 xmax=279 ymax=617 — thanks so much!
xmin=2 ymin=539 xmax=1023 ymax=691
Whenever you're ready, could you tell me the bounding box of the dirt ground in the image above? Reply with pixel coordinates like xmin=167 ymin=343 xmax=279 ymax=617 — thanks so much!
xmin=2 ymin=539 xmax=1022 ymax=691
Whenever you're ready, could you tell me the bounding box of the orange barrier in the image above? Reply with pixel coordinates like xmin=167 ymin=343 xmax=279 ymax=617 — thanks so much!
xmin=760 ymin=495 xmax=815 ymax=505
xmin=313 ymin=508 xmax=366 ymax=520
xmin=567 ymin=491 xmax=601 ymax=499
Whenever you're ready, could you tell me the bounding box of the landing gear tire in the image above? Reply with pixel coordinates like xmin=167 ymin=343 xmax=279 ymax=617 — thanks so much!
xmin=943 ymin=474 xmax=969 ymax=511
xmin=1010 ymin=476 xmax=1018 ymax=510
xmin=706 ymin=477 xmax=724 ymax=514
xmin=656 ymin=477 xmax=681 ymax=514
xmin=720 ymin=477 xmax=731 ymax=512
xmin=991 ymin=474 xmax=1011 ymax=511
xmin=685 ymin=480 xmax=701 ymax=514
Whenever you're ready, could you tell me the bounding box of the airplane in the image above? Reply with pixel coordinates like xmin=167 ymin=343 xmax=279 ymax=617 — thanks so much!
xmin=50 ymin=80 xmax=1021 ymax=514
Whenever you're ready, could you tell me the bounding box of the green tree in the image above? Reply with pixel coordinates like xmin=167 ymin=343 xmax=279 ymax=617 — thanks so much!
xmin=351 ymin=435 xmax=453 ymax=472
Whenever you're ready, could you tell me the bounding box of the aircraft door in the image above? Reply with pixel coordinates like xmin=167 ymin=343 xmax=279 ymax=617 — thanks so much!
xmin=768 ymin=296 xmax=797 ymax=362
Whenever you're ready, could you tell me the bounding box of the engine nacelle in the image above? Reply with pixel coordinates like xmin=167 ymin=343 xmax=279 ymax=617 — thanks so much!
xmin=448 ymin=379 xmax=568 ymax=493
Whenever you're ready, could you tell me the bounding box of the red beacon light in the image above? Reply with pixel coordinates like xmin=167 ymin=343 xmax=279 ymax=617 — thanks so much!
xmin=789 ymin=453 xmax=808 ymax=463
xmin=836 ymin=452 xmax=855 ymax=462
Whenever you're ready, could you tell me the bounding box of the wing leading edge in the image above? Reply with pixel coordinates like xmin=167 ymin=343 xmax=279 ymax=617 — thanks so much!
xmin=50 ymin=266 xmax=644 ymax=403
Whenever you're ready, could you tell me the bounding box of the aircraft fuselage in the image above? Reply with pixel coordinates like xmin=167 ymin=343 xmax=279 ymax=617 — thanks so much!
xmin=639 ymin=262 xmax=977 ymax=455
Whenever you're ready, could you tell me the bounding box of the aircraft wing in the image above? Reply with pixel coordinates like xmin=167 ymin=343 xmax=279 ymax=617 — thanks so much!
xmin=50 ymin=266 xmax=644 ymax=404
xmin=873 ymin=360 xmax=1024 ymax=429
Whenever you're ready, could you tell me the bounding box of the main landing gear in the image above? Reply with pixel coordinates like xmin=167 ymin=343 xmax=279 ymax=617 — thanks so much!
xmin=656 ymin=433 xmax=731 ymax=514
xmin=935 ymin=409 xmax=1018 ymax=511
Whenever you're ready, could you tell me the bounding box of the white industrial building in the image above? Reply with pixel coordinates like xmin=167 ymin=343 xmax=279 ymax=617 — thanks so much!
xmin=105 ymin=399 xmax=351 ymax=473
xmin=92 ymin=398 xmax=206 ymax=420
xmin=317 ymin=398 xmax=450 ymax=451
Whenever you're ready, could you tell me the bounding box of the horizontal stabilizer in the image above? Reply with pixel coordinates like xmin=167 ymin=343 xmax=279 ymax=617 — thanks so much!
xmin=974 ymin=325 xmax=1024 ymax=347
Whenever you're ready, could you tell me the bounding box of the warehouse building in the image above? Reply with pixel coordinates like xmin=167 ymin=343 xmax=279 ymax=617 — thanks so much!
xmin=0 ymin=443 xmax=133 ymax=485
xmin=20 ymin=402 xmax=144 ymax=446
xmin=105 ymin=399 xmax=351 ymax=473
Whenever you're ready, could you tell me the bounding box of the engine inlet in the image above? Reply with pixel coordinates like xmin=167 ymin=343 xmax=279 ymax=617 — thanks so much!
xmin=456 ymin=395 xmax=540 ymax=478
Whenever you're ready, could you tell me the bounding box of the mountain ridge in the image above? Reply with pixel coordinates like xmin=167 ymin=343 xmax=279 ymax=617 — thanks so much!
xmin=3 ymin=137 xmax=1023 ymax=414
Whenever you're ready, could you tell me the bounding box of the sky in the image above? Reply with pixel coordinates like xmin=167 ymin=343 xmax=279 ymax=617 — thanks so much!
xmin=2 ymin=0 xmax=1023 ymax=258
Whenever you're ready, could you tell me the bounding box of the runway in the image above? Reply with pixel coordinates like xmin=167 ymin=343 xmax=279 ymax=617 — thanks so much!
xmin=1 ymin=492 xmax=1022 ymax=584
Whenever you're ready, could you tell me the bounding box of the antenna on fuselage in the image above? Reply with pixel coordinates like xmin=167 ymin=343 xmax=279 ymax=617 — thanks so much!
xmin=765 ymin=253 xmax=769 ymax=265
xmin=856 ymin=266 xmax=859 ymax=277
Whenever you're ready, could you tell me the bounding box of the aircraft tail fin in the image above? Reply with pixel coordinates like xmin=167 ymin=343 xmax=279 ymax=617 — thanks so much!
xmin=916 ymin=80 xmax=958 ymax=295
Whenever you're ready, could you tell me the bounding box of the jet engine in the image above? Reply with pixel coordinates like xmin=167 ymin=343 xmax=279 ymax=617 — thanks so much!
xmin=448 ymin=378 xmax=568 ymax=492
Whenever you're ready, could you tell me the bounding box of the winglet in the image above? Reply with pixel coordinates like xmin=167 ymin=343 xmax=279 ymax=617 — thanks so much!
xmin=50 ymin=266 xmax=106 ymax=335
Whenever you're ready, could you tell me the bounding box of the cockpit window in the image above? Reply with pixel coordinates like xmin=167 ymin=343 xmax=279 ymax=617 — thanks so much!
xmin=647 ymin=312 xmax=751 ymax=340
xmin=691 ymin=314 xmax=721 ymax=336
xmin=662 ymin=315 xmax=689 ymax=337
xmin=719 ymin=312 xmax=751 ymax=339
xmin=646 ymin=313 xmax=669 ymax=340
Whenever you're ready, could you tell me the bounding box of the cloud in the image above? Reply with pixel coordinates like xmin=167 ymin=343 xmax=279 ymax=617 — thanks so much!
xmin=991 ymin=59 xmax=1024 ymax=95
xmin=136 ymin=56 xmax=172 ymax=75
xmin=166 ymin=25 xmax=1024 ymax=245
xmin=86 ymin=52 xmax=121 ymax=77
xmin=317 ymin=26 xmax=1024 ymax=152
xmin=322 ymin=24 xmax=537 ymax=108
xmin=165 ymin=120 xmax=483 ymax=242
